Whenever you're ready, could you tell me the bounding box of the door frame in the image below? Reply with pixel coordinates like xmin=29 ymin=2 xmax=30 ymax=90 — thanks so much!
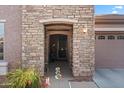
xmin=49 ymin=34 xmax=68 ymax=61
xmin=45 ymin=30 xmax=72 ymax=65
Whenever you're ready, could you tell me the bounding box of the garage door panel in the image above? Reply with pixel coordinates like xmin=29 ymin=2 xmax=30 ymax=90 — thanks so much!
xmin=96 ymin=39 xmax=124 ymax=68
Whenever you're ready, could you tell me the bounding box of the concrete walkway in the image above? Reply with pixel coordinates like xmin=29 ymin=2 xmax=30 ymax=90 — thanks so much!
xmin=48 ymin=61 xmax=97 ymax=88
xmin=48 ymin=61 xmax=73 ymax=88
xmin=93 ymin=69 xmax=124 ymax=88
xmin=48 ymin=65 xmax=124 ymax=88
xmin=70 ymin=81 xmax=97 ymax=88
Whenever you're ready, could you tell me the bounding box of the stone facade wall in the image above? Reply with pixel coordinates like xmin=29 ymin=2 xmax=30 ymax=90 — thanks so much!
xmin=22 ymin=5 xmax=95 ymax=79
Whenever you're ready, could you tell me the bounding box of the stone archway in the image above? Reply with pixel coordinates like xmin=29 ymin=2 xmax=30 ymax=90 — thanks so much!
xmin=44 ymin=24 xmax=73 ymax=75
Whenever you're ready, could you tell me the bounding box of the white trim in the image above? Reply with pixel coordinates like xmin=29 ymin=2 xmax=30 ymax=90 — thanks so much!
xmin=95 ymin=28 xmax=124 ymax=31
xmin=39 ymin=18 xmax=78 ymax=24
xmin=0 ymin=61 xmax=8 ymax=75
xmin=0 ymin=61 xmax=8 ymax=66
xmin=68 ymin=81 xmax=71 ymax=88
xmin=0 ymin=20 xmax=6 ymax=23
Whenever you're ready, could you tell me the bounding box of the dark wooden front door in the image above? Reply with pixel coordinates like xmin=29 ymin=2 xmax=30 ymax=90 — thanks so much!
xmin=49 ymin=34 xmax=67 ymax=62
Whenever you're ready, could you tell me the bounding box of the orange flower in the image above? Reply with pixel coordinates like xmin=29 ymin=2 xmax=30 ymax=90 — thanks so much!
xmin=27 ymin=80 xmax=32 ymax=85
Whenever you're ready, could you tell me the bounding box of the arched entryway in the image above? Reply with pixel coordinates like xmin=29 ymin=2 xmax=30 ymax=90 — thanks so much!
xmin=45 ymin=24 xmax=73 ymax=77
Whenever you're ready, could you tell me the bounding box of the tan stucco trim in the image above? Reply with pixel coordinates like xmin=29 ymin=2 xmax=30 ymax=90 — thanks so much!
xmin=95 ymin=14 xmax=124 ymax=24
xmin=95 ymin=14 xmax=124 ymax=20
xmin=39 ymin=18 xmax=78 ymax=24
xmin=0 ymin=20 xmax=6 ymax=23
xmin=95 ymin=28 xmax=124 ymax=31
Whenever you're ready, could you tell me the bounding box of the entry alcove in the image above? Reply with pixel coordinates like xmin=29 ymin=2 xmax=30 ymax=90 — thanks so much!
xmin=44 ymin=24 xmax=73 ymax=75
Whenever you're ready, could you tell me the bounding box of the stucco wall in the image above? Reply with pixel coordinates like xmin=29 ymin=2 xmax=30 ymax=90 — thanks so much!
xmin=0 ymin=6 xmax=22 ymax=71
xmin=95 ymin=24 xmax=124 ymax=28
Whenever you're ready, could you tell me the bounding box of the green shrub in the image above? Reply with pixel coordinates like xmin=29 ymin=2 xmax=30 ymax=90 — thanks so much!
xmin=7 ymin=68 xmax=41 ymax=88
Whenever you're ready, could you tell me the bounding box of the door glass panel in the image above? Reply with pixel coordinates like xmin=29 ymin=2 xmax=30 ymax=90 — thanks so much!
xmin=49 ymin=34 xmax=67 ymax=62
xmin=58 ymin=35 xmax=67 ymax=58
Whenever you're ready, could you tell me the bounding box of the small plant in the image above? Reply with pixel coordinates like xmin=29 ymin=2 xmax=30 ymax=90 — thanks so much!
xmin=7 ymin=68 xmax=41 ymax=88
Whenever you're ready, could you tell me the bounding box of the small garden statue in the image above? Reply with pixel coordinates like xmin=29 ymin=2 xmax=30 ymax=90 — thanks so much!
xmin=55 ymin=67 xmax=62 ymax=79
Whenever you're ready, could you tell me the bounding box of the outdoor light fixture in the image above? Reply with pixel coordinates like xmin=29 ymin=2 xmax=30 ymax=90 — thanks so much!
xmin=83 ymin=25 xmax=87 ymax=33
xmin=83 ymin=28 xmax=87 ymax=33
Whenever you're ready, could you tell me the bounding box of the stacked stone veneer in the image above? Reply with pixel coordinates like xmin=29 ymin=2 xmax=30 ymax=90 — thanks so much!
xmin=22 ymin=5 xmax=95 ymax=79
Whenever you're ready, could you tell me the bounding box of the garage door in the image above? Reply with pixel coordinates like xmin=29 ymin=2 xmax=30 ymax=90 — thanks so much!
xmin=96 ymin=35 xmax=124 ymax=68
